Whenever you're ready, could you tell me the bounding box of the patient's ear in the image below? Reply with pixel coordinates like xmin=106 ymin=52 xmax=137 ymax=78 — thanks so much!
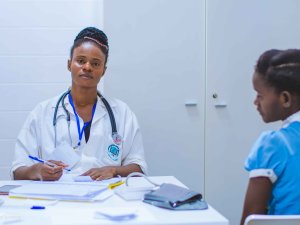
xmin=280 ymin=91 xmax=292 ymax=108
xmin=67 ymin=60 xmax=71 ymax=71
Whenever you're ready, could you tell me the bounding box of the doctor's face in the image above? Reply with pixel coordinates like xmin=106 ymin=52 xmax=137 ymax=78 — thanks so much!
xmin=68 ymin=41 xmax=106 ymax=89
xmin=252 ymin=72 xmax=284 ymax=123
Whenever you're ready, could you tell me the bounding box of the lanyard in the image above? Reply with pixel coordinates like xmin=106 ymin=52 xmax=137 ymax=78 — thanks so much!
xmin=68 ymin=93 xmax=97 ymax=148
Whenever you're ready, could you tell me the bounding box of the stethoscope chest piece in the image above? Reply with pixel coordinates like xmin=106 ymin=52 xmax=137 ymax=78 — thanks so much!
xmin=112 ymin=132 xmax=122 ymax=145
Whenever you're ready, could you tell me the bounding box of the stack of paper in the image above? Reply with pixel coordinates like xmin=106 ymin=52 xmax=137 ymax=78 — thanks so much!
xmin=9 ymin=182 xmax=108 ymax=201
xmin=59 ymin=174 xmax=122 ymax=184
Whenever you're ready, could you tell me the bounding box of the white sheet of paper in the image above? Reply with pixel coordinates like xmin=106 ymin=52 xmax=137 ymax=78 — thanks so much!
xmin=0 ymin=212 xmax=23 ymax=224
xmin=92 ymin=189 xmax=114 ymax=201
xmin=73 ymin=176 xmax=93 ymax=182
xmin=49 ymin=142 xmax=80 ymax=169
xmin=9 ymin=182 xmax=107 ymax=201
xmin=59 ymin=175 xmax=122 ymax=186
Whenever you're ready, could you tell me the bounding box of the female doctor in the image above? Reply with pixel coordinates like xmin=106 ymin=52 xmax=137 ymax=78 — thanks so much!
xmin=11 ymin=27 xmax=147 ymax=181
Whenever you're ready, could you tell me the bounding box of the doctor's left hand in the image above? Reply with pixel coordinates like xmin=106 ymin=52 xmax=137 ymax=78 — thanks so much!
xmin=81 ymin=166 xmax=117 ymax=181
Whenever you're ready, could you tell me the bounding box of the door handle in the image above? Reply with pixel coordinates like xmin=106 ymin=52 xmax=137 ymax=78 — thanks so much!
xmin=214 ymin=102 xmax=227 ymax=107
xmin=212 ymin=93 xmax=227 ymax=108
xmin=185 ymin=100 xmax=198 ymax=107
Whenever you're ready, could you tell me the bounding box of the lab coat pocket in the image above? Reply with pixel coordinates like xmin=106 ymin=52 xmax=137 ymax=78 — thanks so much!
xmin=87 ymin=129 xmax=121 ymax=166
xmin=103 ymin=139 xmax=123 ymax=166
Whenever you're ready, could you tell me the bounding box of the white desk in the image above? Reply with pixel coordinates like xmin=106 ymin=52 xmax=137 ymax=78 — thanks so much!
xmin=0 ymin=176 xmax=228 ymax=225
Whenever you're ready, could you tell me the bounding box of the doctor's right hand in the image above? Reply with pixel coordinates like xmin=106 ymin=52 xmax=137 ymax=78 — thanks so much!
xmin=32 ymin=160 xmax=67 ymax=181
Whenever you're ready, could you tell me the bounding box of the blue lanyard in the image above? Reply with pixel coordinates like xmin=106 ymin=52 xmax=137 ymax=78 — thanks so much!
xmin=68 ymin=93 xmax=97 ymax=147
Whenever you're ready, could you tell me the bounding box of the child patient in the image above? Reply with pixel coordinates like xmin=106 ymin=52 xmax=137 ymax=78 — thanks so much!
xmin=241 ymin=49 xmax=300 ymax=225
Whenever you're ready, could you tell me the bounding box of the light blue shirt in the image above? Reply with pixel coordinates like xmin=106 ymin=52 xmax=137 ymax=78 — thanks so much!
xmin=245 ymin=121 xmax=300 ymax=215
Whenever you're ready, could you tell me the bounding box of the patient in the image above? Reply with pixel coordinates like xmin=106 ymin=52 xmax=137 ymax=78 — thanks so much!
xmin=240 ymin=49 xmax=300 ymax=225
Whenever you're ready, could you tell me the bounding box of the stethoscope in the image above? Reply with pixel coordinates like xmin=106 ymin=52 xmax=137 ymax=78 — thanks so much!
xmin=53 ymin=89 xmax=122 ymax=149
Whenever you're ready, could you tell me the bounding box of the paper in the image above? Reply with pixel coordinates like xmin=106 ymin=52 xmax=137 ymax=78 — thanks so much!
xmin=50 ymin=207 xmax=155 ymax=225
xmin=59 ymin=174 xmax=122 ymax=185
xmin=9 ymin=182 xmax=107 ymax=201
xmin=92 ymin=189 xmax=114 ymax=201
xmin=47 ymin=142 xmax=80 ymax=169
xmin=2 ymin=198 xmax=58 ymax=209
xmin=94 ymin=211 xmax=137 ymax=222
xmin=0 ymin=212 xmax=22 ymax=224
xmin=73 ymin=176 xmax=93 ymax=182
xmin=97 ymin=177 xmax=122 ymax=184
xmin=114 ymin=185 xmax=154 ymax=200
xmin=22 ymin=199 xmax=58 ymax=206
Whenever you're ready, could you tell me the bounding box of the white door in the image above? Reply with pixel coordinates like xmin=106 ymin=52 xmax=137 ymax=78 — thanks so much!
xmin=206 ymin=1 xmax=300 ymax=224
xmin=103 ymin=0 xmax=206 ymax=192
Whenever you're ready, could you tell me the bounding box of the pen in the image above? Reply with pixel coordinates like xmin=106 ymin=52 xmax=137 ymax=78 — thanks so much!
xmin=31 ymin=205 xmax=45 ymax=210
xmin=28 ymin=155 xmax=71 ymax=172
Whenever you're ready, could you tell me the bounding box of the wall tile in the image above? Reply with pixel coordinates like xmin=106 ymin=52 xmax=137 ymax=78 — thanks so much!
xmin=0 ymin=56 xmax=71 ymax=83
xmin=0 ymin=0 xmax=103 ymax=28
xmin=0 ymin=112 xmax=29 ymax=139
xmin=0 ymin=140 xmax=15 ymax=167
xmin=0 ymin=84 xmax=69 ymax=111
xmin=0 ymin=29 xmax=77 ymax=55
xmin=0 ymin=167 xmax=11 ymax=180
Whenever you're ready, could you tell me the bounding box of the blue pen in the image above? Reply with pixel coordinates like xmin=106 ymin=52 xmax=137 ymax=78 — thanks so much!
xmin=28 ymin=155 xmax=71 ymax=172
xmin=31 ymin=205 xmax=45 ymax=210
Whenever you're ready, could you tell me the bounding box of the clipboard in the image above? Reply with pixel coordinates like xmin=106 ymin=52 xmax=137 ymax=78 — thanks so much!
xmin=0 ymin=185 xmax=21 ymax=195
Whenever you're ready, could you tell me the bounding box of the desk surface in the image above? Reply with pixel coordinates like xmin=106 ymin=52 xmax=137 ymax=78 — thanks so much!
xmin=0 ymin=176 xmax=228 ymax=225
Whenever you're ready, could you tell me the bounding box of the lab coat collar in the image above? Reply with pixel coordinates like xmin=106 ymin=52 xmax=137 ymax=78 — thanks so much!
xmin=93 ymin=95 xmax=117 ymax=123
xmin=282 ymin=110 xmax=300 ymax=128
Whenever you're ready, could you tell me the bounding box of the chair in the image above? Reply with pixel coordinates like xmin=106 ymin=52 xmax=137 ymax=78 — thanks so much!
xmin=244 ymin=214 xmax=300 ymax=225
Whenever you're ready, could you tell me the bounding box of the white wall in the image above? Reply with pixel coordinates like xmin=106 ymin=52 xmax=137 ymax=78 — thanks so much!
xmin=0 ymin=0 xmax=103 ymax=179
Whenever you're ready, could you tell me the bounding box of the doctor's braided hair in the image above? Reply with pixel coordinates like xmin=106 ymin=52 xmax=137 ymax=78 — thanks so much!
xmin=255 ymin=49 xmax=300 ymax=97
xmin=70 ymin=27 xmax=109 ymax=64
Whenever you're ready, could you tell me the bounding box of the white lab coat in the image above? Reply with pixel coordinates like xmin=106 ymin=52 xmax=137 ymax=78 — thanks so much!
xmin=11 ymin=93 xmax=147 ymax=178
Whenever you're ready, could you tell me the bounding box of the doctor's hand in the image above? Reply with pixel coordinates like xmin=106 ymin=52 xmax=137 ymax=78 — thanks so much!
xmin=32 ymin=160 xmax=67 ymax=181
xmin=81 ymin=166 xmax=117 ymax=181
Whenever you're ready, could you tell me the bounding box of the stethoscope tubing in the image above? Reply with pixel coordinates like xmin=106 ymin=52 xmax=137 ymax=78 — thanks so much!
xmin=99 ymin=96 xmax=117 ymax=134
xmin=53 ymin=90 xmax=69 ymax=126
xmin=53 ymin=89 xmax=118 ymax=148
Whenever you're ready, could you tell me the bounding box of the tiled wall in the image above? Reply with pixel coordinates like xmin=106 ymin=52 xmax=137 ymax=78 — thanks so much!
xmin=0 ymin=0 xmax=103 ymax=179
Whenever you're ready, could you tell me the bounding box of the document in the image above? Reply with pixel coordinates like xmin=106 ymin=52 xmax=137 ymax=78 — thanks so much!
xmin=59 ymin=174 xmax=122 ymax=185
xmin=46 ymin=142 xmax=80 ymax=170
xmin=9 ymin=182 xmax=108 ymax=201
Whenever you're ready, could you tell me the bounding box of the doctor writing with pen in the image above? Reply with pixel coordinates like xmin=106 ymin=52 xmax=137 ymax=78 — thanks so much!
xmin=11 ymin=27 xmax=147 ymax=181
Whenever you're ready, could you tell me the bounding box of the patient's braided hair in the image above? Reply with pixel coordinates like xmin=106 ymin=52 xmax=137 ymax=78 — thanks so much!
xmin=255 ymin=49 xmax=300 ymax=97
xmin=70 ymin=27 xmax=109 ymax=64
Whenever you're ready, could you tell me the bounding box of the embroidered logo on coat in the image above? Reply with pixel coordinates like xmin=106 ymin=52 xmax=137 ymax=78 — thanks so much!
xmin=107 ymin=144 xmax=120 ymax=161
